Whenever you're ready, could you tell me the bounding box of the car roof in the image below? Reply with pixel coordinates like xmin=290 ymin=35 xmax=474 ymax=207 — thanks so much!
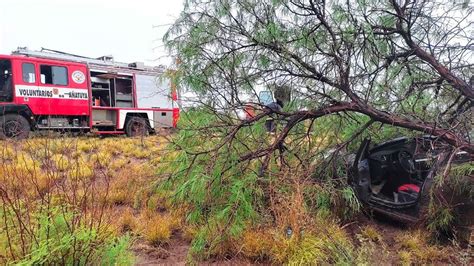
xmin=370 ymin=137 xmax=409 ymax=153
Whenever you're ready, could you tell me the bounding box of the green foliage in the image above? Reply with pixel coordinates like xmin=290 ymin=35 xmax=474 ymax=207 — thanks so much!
xmin=428 ymin=162 xmax=474 ymax=237
xmin=284 ymin=225 xmax=357 ymax=265
xmin=427 ymin=206 xmax=455 ymax=235
xmin=159 ymin=111 xmax=265 ymax=259
xmin=97 ymin=235 xmax=135 ymax=266
xmin=165 ymin=0 xmax=472 ymax=139
xmin=340 ymin=187 xmax=361 ymax=218
xmin=4 ymin=207 xmax=134 ymax=265
xmin=159 ymin=110 xmax=368 ymax=260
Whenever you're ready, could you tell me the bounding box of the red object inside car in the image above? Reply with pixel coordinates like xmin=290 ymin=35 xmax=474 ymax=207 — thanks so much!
xmin=398 ymin=184 xmax=420 ymax=193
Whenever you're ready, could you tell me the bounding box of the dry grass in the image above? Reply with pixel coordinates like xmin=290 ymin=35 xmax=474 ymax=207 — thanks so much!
xmin=114 ymin=208 xmax=138 ymax=233
xmin=236 ymin=220 xmax=356 ymax=265
xmin=240 ymin=229 xmax=273 ymax=260
xmin=359 ymin=225 xmax=383 ymax=243
xmin=139 ymin=210 xmax=182 ymax=246
xmin=395 ymin=230 xmax=450 ymax=264
xmin=0 ymin=135 xmax=170 ymax=262
xmin=181 ymin=225 xmax=199 ymax=242
xmin=232 ymin=168 xmax=360 ymax=264
xmin=0 ymin=135 xmax=464 ymax=264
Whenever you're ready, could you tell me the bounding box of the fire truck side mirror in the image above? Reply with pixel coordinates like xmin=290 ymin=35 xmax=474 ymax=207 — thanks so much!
xmin=40 ymin=74 xmax=46 ymax=84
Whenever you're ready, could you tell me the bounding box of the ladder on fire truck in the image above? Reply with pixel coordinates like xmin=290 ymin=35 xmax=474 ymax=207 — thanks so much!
xmin=13 ymin=47 xmax=164 ymax=73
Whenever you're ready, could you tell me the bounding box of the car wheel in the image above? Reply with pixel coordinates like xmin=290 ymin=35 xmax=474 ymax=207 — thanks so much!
xmin=0 ymin=114 xmax=30 ymax=139
xmin=125 ymin=117 xmax=149 ymax=137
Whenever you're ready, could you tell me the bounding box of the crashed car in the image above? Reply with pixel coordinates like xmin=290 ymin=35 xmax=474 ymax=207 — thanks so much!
xmin=349 ymin=136 xmax=472 ymax=223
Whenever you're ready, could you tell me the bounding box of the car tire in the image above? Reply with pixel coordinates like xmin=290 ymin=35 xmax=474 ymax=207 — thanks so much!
xmin=125 ymin=116 xmax=149 ymax=137
xmin=0 ymin=114 xmax=30 ymax=140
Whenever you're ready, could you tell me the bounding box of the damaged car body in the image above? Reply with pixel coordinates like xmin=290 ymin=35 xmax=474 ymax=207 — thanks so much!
xmin=349 ymin=136 xmax=472 ymax=223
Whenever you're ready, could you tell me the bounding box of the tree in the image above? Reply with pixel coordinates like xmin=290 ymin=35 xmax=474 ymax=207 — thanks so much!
xmin=166 ymin=0 xmax=472 ymax=157
xmin=162 ymin=0 xmax=473 ymax=253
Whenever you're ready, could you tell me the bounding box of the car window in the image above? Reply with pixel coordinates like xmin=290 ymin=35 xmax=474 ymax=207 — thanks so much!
xmin=40 ymin=65 xmax=68 ymax=86
xmin=22 ymin=63 xmax=36 ymax=83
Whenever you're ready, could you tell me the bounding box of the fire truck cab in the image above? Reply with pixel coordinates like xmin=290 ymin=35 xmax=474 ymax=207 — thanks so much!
xmin=0 ymin=48 xmax=179 ymax=139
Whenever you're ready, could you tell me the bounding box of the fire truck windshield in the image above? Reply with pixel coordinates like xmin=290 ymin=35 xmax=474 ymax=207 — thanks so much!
xmin=0 ymin=59 xmax=13 ymax=102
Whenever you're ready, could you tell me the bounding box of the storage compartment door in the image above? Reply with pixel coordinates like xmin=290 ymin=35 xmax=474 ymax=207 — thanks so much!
xmin=135 ymin=74 xmax=173 ymax=109
xmin=153 ymin=111 xmax=173 ymax=128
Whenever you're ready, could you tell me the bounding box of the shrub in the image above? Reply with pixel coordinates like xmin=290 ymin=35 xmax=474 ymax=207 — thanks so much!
xmin=428 ymin=162 xmax=474 ymax=239
xmin=359 ymin=225 xmax=383 ymax=243
xmin=52 ymin=153 xmax=71 ymax=171
xmin=0 ymin=138 xmax=135 ymax=265
xmin=237 ymin=219 xmax=358 ymax=264
xmin=95 ymin=234 xmax=135 ymax=266
xmin=140 ymin=211 xmax=182 ymax=246
xmin=115 ymin=208 xmax=138 ymax=233
xmin=240 ymin=229 xmax=273 ymax=260
xmin=1 ymin=205 xmax=135 ymax=265
xmin=395 ymin=230 xmax=449 ymax=264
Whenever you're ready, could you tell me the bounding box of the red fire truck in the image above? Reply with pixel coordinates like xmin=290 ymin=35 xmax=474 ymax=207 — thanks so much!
xmin=0 ymin=48 xmax=179 ymax=139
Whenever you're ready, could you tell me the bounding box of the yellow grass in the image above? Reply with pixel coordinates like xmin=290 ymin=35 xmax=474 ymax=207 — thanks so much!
xmin=139 ymin=210 xmax=182 ymax=245
xmin=359 ymin=225 xmax=383 ymax=243
xmin=240 ymin=229 xmax=273 ymax=259
xmin=0 ymin=134 xmax=460 ymax=265
xmin=395 ymin=230 xmax=449 ymax=264
xmin=114 ymin=207 xmax=138 ymax=233
xmin=0 ymin=135 xmax=178 ymax=251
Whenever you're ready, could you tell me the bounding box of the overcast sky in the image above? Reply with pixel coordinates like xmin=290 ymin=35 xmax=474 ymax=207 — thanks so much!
xmin=0 ymin=0 xmax=184 ymax=66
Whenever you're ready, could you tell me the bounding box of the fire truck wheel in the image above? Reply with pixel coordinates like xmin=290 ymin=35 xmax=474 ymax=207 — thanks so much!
xmin=125 ymin=117 xmax=149 ymax=137
xmin=0 ymin=114 xmax=30 ymax=139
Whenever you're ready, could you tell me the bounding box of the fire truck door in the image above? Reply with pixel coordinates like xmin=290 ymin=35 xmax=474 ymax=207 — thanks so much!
xmin=0 ymin=59 xmax=13 ymax=102
xmin=14 ymin=61 xmax=90 ymax=116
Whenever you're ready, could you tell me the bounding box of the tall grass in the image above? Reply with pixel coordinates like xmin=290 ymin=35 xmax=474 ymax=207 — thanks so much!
xmin=0 ymin=136 xmax=135 ymax=265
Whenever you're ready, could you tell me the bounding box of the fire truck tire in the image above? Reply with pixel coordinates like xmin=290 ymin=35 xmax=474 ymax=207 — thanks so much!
xmin=125 ymin=116 xmax=149 ymax=137
xmin=0 ymin=114 xmax=31 ymax=139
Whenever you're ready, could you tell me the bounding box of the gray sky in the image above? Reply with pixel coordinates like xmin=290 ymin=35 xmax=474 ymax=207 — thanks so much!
xmin=0 ymin=0 xmax=184 ymax=66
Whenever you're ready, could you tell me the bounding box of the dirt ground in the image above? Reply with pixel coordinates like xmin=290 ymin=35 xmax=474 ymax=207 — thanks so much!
xmin=132 ymin=233 xmax=253 ymax=265
xmin=132 ymin=238 xmax=189 ymax=265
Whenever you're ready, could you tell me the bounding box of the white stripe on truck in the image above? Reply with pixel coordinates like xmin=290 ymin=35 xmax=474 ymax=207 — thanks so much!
xmin=15 ymin=85 xmax=88 ymax=100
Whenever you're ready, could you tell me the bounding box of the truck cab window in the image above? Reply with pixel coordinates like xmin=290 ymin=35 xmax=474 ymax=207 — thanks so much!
xmin=40 ymin=65 xmax=68 ymax=86
xmin=22 ymin=63 xmax=36 ymax=83
xmin=0 ymin=59 xmax=13 ymax=101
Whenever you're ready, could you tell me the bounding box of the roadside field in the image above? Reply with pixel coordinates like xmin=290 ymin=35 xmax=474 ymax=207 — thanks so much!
xmin=0 ymin=135 xmax=469 ymax=265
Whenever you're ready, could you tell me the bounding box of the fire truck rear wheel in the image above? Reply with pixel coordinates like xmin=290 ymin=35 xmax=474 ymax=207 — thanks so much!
xmin=125 ymin=117 xmax=149 ymax=137
xmin=0 ymin=114 xmax=31 ymax=140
